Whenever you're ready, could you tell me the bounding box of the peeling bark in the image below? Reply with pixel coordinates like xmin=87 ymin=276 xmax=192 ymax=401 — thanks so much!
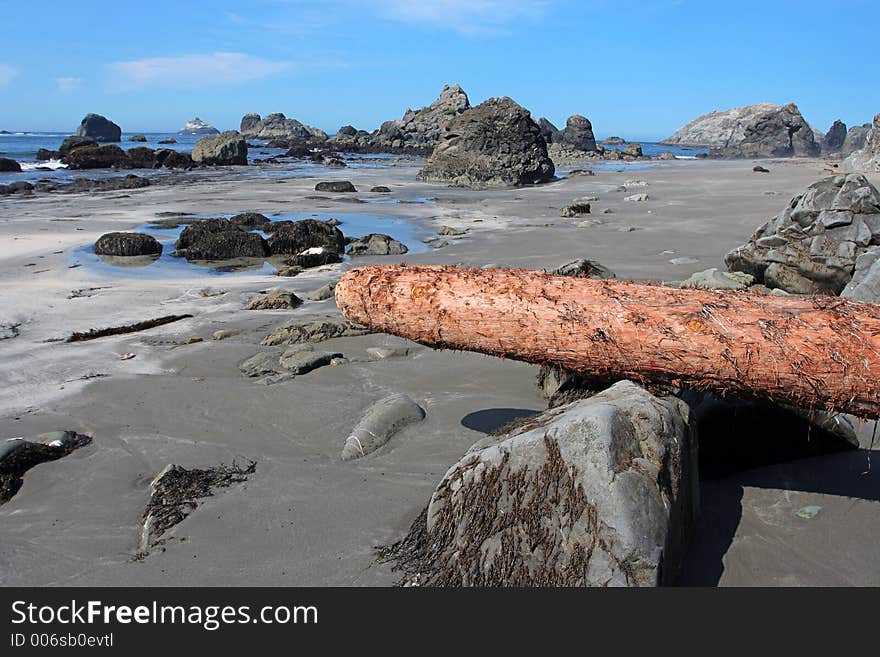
xmin=336 ymin=265 xmax=880 ymax=418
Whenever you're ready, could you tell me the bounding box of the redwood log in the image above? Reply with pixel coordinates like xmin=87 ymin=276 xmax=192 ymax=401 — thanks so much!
xmin=335 ymin=265 xmax=880 ymax=418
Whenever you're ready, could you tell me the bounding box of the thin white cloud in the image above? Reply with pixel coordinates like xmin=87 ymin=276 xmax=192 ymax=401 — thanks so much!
xmin=0 ymin=63 xmax=17 ymax=86
xmin=107 ymin=52 xmax=292 ymax=91
xmin=56 ymin=77 xmax=83 ymax=93
xmin=367 ymin=0 xmax=550 ymax=35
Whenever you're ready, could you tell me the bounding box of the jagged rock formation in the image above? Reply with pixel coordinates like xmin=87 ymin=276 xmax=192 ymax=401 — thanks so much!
xmin=725 ymin=173 xmax=880 ymax=294
xmin=178 ymin=117 xmax=220 ymax=135
xmin=371 ymin=84 xmax=470 ymax=153
xmin=663 ymin=103 xmax=820 ymax=158
xmin=418 ymin=96 xmax=555 ymax=188
xmin=239 ymin=113 xmax=327 ymax=142
xmin=822 ymin=120 xmax=847 ymax=153
xmin=842 ymin=123 xmax=871 ymax=157
xmin=843 ymin=113 xmax=880 ymax=172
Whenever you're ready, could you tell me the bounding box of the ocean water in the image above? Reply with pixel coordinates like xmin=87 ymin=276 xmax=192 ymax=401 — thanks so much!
xmin=68 ymin=211 xmax=432 ymax=279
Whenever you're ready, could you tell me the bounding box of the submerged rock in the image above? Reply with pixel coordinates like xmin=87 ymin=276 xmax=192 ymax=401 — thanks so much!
xmin=129 ymin=134 xmax=147 ymax=142
xmin=341 ymin=393 xmax=425 ymax=460
xmin=725 ymin=173 xmax=880 ymax=293
xmin=347 ymin=233 xmax=408 ymax=256
xmin=381 ymin=381 xmax=697 ymax=586
xmin=94 ymin=232 xmax=163 ymax=257
xmin=418 ymin=96 xmax=555 ymax=188
xmin=75 ymin=113 xmax=121 ymax=142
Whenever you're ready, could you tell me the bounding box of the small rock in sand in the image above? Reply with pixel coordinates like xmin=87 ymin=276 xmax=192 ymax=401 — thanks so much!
xmin=239 ymin=351 xmax=283 ymax=377
xmin=437 ymin=226 xmax=466 ymax=236
xmin=347 ymin=233 xmax=408 ymax=256
xmin=681 ymin=268 xmax=754 ymax=290
xmin=246 ymin=289 xmax=303 ymax=310
xmin=262 ymin=316 xmax=373 ymax=346
xmin=315 ymin=181 xmax=357 ymax=192
xmin=211 ymin=329 xmax=240 ymax=340
xmin=341 ymin=393 xmax=426 ymax=460
xmin=366 ymin=346 xmax=410 ymax=360
xmin=307 ymin=281 xmax=337 ymax=301
xmin=279 ymin=346 xmax=343 ymax=375
xmin=669 ymin=257 xmax=699 ymax=265
xmin=0 ymin=323 xmax=20 ymax=340
xmin=624 ymin=193 xmax=649 ymax=202
xmin=560 ymin=202 xmax=591 ymax=217
xmin=275 ymin=265 xmax=304 ymax=277
xmin=370 ymin=186 xmax=391 ymax=193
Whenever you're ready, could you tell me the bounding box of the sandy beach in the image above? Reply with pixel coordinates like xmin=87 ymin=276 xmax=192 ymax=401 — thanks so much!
xmin=2 ymin=157 xmax=878 ymax=586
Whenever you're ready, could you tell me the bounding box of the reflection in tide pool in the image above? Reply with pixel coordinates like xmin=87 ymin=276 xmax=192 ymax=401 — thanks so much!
xmin=68 ymin=211 xmax=431 ymax=279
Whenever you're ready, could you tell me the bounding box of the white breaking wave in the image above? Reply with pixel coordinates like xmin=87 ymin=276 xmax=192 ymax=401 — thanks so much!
xmin=20 ymin=159 xmax=68 ymax=170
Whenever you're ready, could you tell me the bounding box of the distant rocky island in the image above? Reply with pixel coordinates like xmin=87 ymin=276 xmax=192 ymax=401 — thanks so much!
xmin=178 ymin=117 xmax=220 ymax=135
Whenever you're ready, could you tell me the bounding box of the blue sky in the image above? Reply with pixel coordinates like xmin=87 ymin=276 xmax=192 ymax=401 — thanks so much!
xmin=1 ymin=0 xmax=877 ymax=139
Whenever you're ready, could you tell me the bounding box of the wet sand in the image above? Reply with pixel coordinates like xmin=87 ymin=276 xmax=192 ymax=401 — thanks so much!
xmin=1 ymin=157 xmax=878 ymax=586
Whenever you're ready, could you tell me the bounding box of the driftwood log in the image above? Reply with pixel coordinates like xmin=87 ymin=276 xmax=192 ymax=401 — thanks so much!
xmin=335 ymin=265 xmax=880 ymax=418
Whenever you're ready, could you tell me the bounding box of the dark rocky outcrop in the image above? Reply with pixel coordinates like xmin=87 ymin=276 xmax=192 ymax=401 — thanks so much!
xmin=155 ymin=149 xmax=194 ymax=169
xmin=126 ymin=146 xmax=157 ymax=168
xmin=229 ymin=212 xmax=271 ymax=229
xmin=64 ymin=144 xmax=129 ymax=169
xmin=1 ymin=431 xmax=93 ymax=504
xmin=36 ymin=148 xmax=61 ymax=161
xmin=129 ymin=134 xmax=147 ymax=142
xmin=173 ymin=218 xmax=269 ymax=260
xmin=0 ymin=157 xmax=21 ymax=172
xmin=75 ymin=113 xmax=121 ymax=142
xmin=59 ymin=135 xmax=97 ymax=157
xmin=822 ymin=120 xmax=847 ymax=153
xmin=663 ymin=103 xmax=820 ymax=158
xmin=191 ymin=131 xmax=248 ymax=166
xmin=267 ymin=219 xmax=346 ymax=256
xmin=537 ymin=117 xmax=561 ymax=144
xmin=724 ymin=173 xmax=880 ymax=294
xmin=418 ymin=96 xmax=555 ymax=188
xmin=559 ymin=114 xmax=597 ymax=152
xmin=94 ymin=232 xmax=163 ymax=257
xmin=240 ymin=112 xmax=262 ymax=134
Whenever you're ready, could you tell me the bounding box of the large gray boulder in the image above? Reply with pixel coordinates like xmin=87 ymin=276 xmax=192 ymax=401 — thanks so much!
xmin=843 ymin=113 xmax=880 ymax=172
xmin=372 ymin=84 xmax=470 ymax=153
xmin=418 ymin=97 xmax=555 ymax=188
xmin=341 ymin=393 xmax=425 ymax=460
xmin=724 ymin=173 xmax=880 ymax=294
xmin=559 ymin=114 xmax=597 ymax=152
xmin=75 ymin=113 xmax=121 ymax=142
xmin=392 ymin=381 xmax=697 ymax=586
xmin=191 ymin=131 xmax=248 ymax=165
xmin=347 ymin=233 xmax=408 ymax=256
xmin=841 ymin=247 xmax=880 ymax=301
xmin=662 ymin=103 xmax=820 ymax=158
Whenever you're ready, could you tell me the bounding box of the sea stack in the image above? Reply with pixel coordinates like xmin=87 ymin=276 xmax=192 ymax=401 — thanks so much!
xmin=75 ymin=113 xmax=122 ymax=142
xmin=418 ymin=96 xmax=555 ymax=188
xmin=178 ymin=117 xmax=220 ymax=135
